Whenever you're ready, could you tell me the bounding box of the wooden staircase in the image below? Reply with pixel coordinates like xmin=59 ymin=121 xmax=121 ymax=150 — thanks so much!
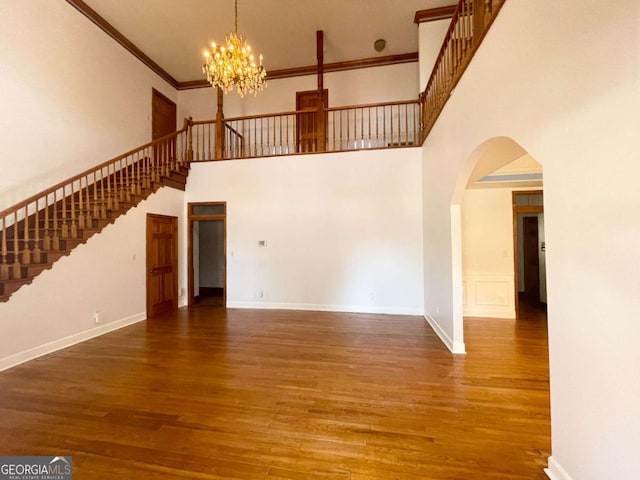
xmin=0 ymin=127 xmax=192 ymax=303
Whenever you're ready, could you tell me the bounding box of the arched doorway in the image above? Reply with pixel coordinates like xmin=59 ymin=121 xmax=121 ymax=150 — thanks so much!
xmin=451 ymin=137 xmax=546 ymax=344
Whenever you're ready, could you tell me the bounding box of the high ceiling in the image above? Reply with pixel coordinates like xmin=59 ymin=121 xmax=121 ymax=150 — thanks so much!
xmin=81 ymin=0 xmax=456 ymax=83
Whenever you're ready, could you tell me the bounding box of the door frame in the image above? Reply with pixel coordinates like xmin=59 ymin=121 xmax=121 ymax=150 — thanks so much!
xmin=146 ymin=213 xmax=179 ymax=317
xmin=187 ymin=202 xmax=227 ymax=307
xmin=512 ymin=190 xmax=543 ymax=317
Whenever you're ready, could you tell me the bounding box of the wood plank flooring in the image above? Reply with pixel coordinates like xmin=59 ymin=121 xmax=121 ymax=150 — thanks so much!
xmin=0 ymin=307 xmax=550 ymax=479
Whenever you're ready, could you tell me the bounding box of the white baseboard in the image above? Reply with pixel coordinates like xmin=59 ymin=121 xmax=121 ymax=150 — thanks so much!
xmin=423 ymin=312 xmax=466 ymax=354
xmin=544 ymin=456 xmax=574 ymax=480
xmin=226 ymin=301 xmax=423 ymax=316
xmin=0 ymin=312 xmax=146 ymax=373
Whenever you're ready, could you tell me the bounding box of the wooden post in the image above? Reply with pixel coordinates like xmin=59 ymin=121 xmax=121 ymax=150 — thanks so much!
xmin=0 ymin=217 xmax=8 ymax=281
xmin=215 ymin=87 xmax=225 ymax=160
xmin=187 ymin=117 xmax=194 ymax=162
xmin=473 ymin=0 xmax=485 ymax=48
xmin=316 ymin=30 xmax=326 ymax=152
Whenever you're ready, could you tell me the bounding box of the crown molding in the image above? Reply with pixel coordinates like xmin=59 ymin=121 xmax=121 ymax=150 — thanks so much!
xmin=65 ymin=0 xmax=179 ymax=88
xmin=414 ymin=5 xmax=457 ymax=24
xmin=66 ymin=0 xmax=418 ymax=92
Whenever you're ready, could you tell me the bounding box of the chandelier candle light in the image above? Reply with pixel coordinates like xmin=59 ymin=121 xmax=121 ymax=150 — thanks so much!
xmin=202 ymin=0 xmax=267 ymax=97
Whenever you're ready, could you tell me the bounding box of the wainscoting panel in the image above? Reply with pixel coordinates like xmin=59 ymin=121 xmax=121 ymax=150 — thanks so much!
xmin=463 ymin=272 xmax=515 ymax=318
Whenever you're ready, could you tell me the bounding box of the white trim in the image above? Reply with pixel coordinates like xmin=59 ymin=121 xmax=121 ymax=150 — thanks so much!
xmin=544 ymin=456 xmax=574 ymax=480
xmin=424 ymin=312 xmax=466 ymax=354
xmin=0 ymin=313 xmax=146 ymax=373
xmin=226 ymin=301 xmax=423 ymax=316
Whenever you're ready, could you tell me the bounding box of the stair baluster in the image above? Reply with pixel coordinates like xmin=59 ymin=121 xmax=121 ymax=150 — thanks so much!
xmin=78 ymin=178 xmax=85 ymax=230
xmin=52 ymin=190 xmax=60 ymax=251
xmin=22 ymin=205 xmax=31 ymax=265
xmin=12 ymin=212 xmax=20 ymax=279
xmin=124 ymin=158 xmax=131 ymax=203
xmin=33 ymin=202 xmax=41 ymax=264
xmin=100 ymin=170 xmax=107 ymax=219
xmin=61 ymin=188 xmax=68 ymax=239
xmin=43 ymin=195 xmax=51 ymax=251
xmin=85 ymin=176 xmax=93 ymax=228
xmin=0 ymin=218 xmax=8 ymax=281
xmin=70 ymin=184 xmax=78 ymax=239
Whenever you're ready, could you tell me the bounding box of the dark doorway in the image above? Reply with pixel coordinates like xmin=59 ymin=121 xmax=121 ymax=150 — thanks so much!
xmin=523 ymin=217 xmax=540 ymax=303
xmin=188 ymin=203 xmax=226 ymax=307
xmin=513 ymin=191 xmax=546 ymax=316
xmin=146 ymin=214 xmax=178 ymax=317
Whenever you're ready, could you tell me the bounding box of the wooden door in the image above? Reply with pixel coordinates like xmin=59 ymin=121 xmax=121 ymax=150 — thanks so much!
xmin=296 ymin=89 xmax=328 ymax=153
xmin=146 ymin=214 xmax=178 ymax=317
xmin=152 ymin=89 xmax=177 ymax=164
xmin=152 ymin=89 xmax=177 ymax=139
xmin=523 ymin=216 xmax=540 ymax=303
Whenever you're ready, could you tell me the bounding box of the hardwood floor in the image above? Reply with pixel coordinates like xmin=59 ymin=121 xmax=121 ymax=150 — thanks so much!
xmin=0 ymin=308 xmax=550 ymax=479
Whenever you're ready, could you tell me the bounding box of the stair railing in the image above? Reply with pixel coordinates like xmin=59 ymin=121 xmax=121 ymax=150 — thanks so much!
xmin=420 ymin=0 xmax=506 ymax=143
xmin=0 ymin=125 xmax=189 ymax=296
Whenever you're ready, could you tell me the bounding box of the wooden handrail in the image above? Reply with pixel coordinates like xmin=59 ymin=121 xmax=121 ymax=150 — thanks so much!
xmin=420 ymin=0 xmax=505 ymax=142
xmin=1 ymin=125 xmax=190 ymax=294
xmin=224 ymin=123 xmax=243 ymax=139
xmin=188 ymin=99 xmax=421 ymax=161
xmin=192 ymin=99 xmax=422 ymax=127
xmin=0 ymin=128 xmax=186 ymax=218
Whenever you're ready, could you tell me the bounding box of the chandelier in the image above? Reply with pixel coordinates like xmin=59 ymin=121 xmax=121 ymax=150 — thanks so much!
xmin=202 ymin=0 xmax=267 ymax=97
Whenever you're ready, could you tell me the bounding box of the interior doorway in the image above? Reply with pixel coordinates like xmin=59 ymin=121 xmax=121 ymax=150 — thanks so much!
xmin=188 ymin=203 xmax=226 ymax=307
xmin=513 ymin=191 xmax=547 ymax=316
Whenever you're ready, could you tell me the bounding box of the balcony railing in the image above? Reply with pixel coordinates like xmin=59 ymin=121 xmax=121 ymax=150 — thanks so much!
xmin=187 ymin=0 xmax=505 ymax=161
xmin=189 ymin=100 xmax=421 ymax=162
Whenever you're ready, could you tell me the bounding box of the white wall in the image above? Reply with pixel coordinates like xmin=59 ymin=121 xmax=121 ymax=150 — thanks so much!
xmin=461 ymin=188 xmax=515 ymax=318
xmin=418 ymin=19 xmax=450 ymax=91
xmin=0 ymin=186 xmax=185 ymax=371
xmin=420 ymin=1 xmax=640 ymax=478
xmin=178 ymin=62 xmax=419 ymax=121
xmin=185 ymin=149 xmax=423 ymax=315
xmin=0 ymin=0 xmax=178 ymax=210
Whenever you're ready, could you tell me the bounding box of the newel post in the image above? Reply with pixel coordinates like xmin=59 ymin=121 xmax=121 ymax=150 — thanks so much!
xmin=185 ymin=116 xmax=194 ymax=162
xmin=215 ymin=87 xmax=225 ymax=160
xmin=316 ymin=30 xmax=326 ymax=152
xmin=473 ymin=0 xmax=487 ymax=47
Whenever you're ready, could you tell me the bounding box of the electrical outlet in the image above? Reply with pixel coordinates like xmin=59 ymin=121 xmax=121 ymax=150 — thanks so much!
xmin=259 ymin=290 xmax=264 ymax=299
xmin=93 ymin=311 xmax=102 ymax=324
